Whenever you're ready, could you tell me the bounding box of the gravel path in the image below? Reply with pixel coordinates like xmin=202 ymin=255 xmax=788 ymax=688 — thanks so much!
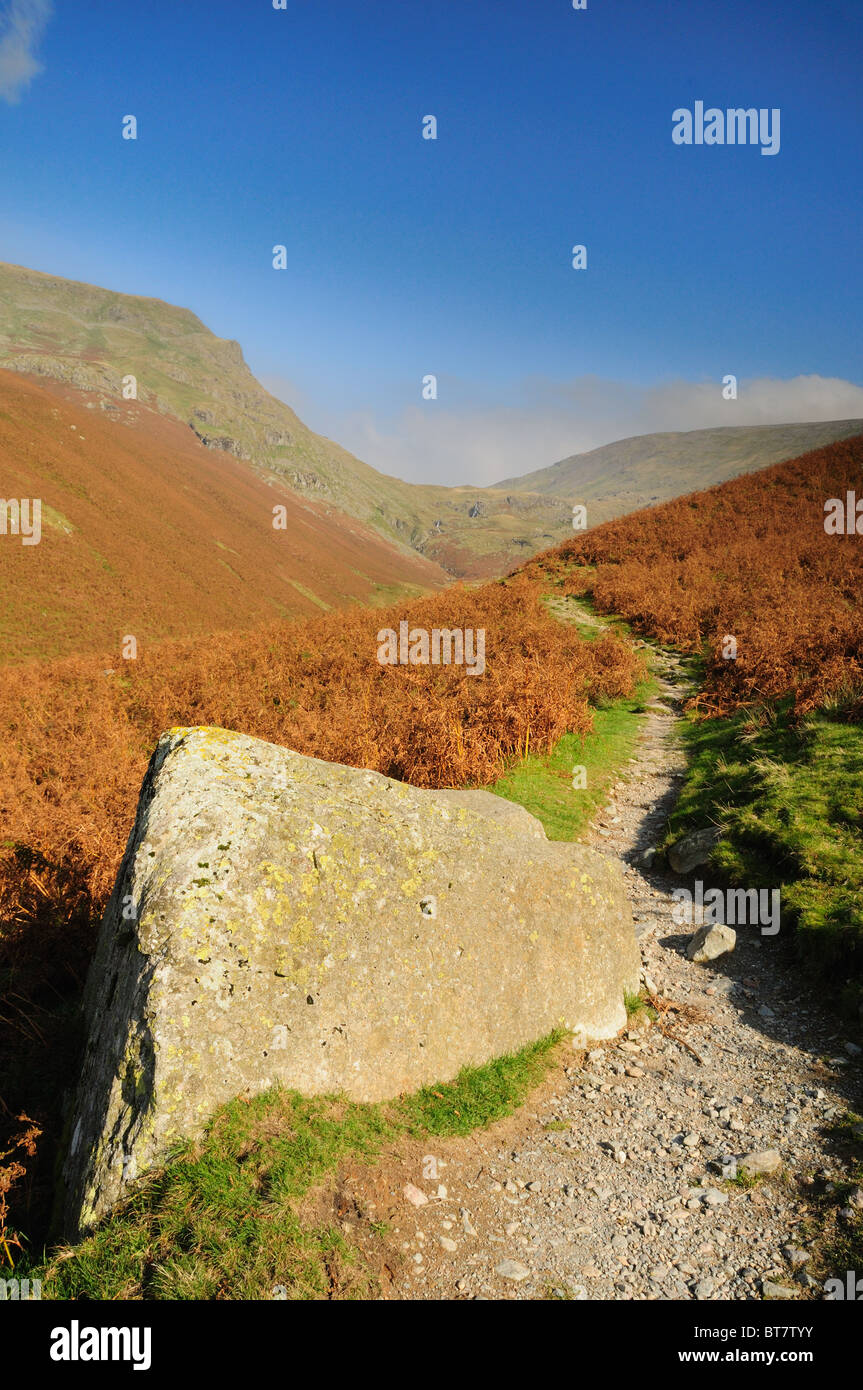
xmin=348 ymin=625 xmax=861 ymax=1301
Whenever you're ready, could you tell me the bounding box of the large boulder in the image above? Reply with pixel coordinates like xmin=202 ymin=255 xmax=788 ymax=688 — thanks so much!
xmin=62 ymin=727 xmax=639 ymax=1237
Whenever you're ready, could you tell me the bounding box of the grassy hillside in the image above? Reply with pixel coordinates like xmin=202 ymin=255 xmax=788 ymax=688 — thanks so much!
xmin=0 ymin=369 xmax=446 ymax=663
xmin=0 ymin=261 xmax=572 ymax=578
xmin=500 ymin=420 xmax=863 ymax=528
xmin=0 ymin=575 xmax=641 ymax=945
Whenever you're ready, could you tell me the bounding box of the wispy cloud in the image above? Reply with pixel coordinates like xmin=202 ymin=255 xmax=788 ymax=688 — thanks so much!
xmin=263 ymin=373 xmax=863 ymax=488
xmin=0 ymin=0 xmax=52 ymax=104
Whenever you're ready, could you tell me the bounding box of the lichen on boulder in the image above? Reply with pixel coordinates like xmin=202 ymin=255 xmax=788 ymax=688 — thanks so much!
xmin=62 ymin=726 xmax=639 ymax=1237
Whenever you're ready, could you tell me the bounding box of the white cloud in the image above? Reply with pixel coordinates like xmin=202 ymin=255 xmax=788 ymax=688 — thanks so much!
xmin=264 ymin=373 xmax=863 ymax=488
xmin=0 ymin=0 xmax=52 ymax=104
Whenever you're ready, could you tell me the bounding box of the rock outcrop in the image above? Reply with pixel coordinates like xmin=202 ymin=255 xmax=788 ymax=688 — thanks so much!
xmin=667 ymin=826 xmax=722 ymax=874
xmin=62 ymin=727 xmax=639 ymax=1237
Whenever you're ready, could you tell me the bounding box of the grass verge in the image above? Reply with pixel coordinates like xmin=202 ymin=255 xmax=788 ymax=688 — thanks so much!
xmin=487 ymin=681 xmax=654 ymax=841
xmin=25 ymin=1033 xmax=563 ymax=1300
xmin=664 ymin=700 xmax=863 ymax=1003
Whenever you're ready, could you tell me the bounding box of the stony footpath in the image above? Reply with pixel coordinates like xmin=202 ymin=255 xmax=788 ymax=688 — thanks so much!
xmin=348 ymin=629 xmax=862 ymax=1301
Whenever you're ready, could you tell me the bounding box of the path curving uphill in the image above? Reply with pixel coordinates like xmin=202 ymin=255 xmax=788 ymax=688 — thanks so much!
xmin=348 ymin=613 xmax=861 ymax=1301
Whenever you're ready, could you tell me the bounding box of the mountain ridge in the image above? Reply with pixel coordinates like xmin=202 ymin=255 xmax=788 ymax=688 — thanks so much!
xmin=0 ymin=261 xmax=572 ymax=578
xmin=3 ymin=260 xmax=861 ymax=575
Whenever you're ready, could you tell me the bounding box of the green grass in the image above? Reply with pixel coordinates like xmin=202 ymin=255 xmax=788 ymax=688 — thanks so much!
xmin=24 ymin=1032 xmax=562 ymax=1301
xmin=624 ymin=990 xmax=657 ymax=1022
xmin=724 ymin=1171 xmax=761 ymax=1192
xmin=487 ymin=681 xmax=654 ymax=841
xmin=664 ymin=700 xmax=863 ymax=1000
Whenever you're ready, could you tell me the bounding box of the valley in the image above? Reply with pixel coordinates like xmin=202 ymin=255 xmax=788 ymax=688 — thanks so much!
xmin=3 ymin=260 xmax=860 ymax=588
xmin=0 ymin=268 xmax=860 ymax=1309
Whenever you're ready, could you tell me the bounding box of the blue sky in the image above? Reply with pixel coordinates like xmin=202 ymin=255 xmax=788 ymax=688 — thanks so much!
xmin=1 ymin=0 xmax=862 ymax=483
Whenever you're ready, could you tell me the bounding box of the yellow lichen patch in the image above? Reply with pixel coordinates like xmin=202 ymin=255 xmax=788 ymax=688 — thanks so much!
xmin=258 ymin=861 xmax=295 ymax=889
xmin=299 ymin=869 xmax=320 ymax=898
xmin=165 ymin=725 xmax=245 ymax=749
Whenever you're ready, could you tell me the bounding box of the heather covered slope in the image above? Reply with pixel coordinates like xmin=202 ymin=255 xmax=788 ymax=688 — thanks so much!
xmin=0 ymin=369 xmax=446 ymax=664
xmin=529 ymin=432 xmax=863 ymax=716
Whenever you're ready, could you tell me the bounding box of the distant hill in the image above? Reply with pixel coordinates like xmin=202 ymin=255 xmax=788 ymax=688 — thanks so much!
xmin=0 ymin=261 xmax=571 ymax=578
xmin=498 ymin=421 xmax=863 ymax=529
xmin=0 ymin=369 xmax=447 ymax=664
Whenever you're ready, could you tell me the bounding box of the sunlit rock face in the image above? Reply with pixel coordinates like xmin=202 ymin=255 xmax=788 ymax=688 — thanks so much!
xmin=62 ymin=726 xmax=638 ymax=1237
